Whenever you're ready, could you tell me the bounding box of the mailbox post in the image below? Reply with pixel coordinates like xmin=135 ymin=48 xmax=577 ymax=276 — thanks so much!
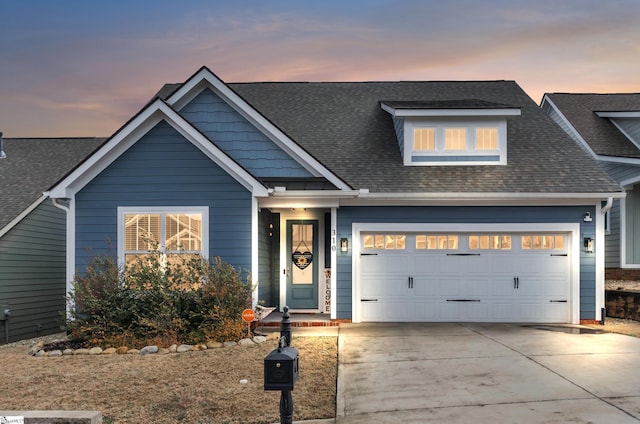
xmin=264 ymin=306 xmax=298 ymax=424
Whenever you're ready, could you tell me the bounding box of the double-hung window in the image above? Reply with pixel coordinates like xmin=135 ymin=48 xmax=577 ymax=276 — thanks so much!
xmin=118 ymin=206 xmax=209 ymax=268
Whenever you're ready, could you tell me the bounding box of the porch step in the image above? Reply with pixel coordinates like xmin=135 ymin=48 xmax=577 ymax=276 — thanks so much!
xmin=259 ymin=320 xmax=341 ymax=327
xmin=257 ymin=311 xmax=342 ymax=327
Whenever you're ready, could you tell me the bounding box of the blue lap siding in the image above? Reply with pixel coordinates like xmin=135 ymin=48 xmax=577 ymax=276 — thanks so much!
xmin=74 ymin=120 xmax=252 ymax=275
xmin=336 ymin=205 xmax=597 ymax=320
xmin=180 ymin=89 xmax=313 ymax=178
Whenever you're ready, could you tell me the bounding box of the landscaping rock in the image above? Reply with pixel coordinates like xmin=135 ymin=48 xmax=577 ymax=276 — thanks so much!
xmin=48 ymin=350 xmax=63 ymax=357
xmin=140 ymin=346 xmax=159 ymax=355
xmin=206 ymin=341 xmax=223 ymax=349
xmin=103 ymin=347 xmax=117 ymax=355
xmin=223 ymin=341 xmax=237 ymax=348
xmin=168 ymin=344 xmax=178 ymax=353
xmin=89 ymin=347 xmax=103 ymax=355
xmin=238 ymin=338 xmax=255 ymax=346
xmin=253 ymin=336 xmax=267 ymax=344
xmin=63 ymin=349 xmax=74 ymax=356
xmin=190 ymin=344 xmax=207 ymax=351
xmin=74 ymin=349 xmax=90 ymax=355
xmin=177 ymin=345 xmax=192 ymax=353
xmin=116 ymin=346 xmax=129 ymax=354
xmin=35 ymin=350 xmax=47 ymax=357
xmin=127 ymin=349 xmax=140 ymax=355
xmin=158 ymin=348 xmax=170 ymax=354
xmin=29 ymin=342 xmax=44 ymax=356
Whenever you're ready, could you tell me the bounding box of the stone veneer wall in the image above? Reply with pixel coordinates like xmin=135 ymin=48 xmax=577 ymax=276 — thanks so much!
xmin=605 ymin=290 xmax=640 ymax=321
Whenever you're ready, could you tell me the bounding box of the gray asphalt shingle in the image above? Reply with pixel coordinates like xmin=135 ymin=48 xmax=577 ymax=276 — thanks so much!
xmin=228 ymin=81 xmax=622 ymax=194
xmin=545 ymin=93 xmax=640 ymax=158
xmin=0 ymin=138 xmax=105 ymax=229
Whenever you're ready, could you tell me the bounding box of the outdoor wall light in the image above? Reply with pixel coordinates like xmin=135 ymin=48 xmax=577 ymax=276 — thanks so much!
xmin=583 ymin=212 xmax=592 ymax=222
xmin=340 ymin=238 xmax=348 ymax=253
xmin=584 ymin=237 xmax=594 ymax=253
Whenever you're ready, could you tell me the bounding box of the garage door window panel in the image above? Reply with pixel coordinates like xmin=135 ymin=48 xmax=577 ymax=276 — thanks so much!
xmin=416 ymin=234 xmax=458 ymax=250
xmin=469 ymin=235 xmax=512 ymax=250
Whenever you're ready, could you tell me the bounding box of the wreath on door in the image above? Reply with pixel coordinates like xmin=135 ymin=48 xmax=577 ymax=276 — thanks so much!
xmin=292 ymin=239 xmax=313 ymax=270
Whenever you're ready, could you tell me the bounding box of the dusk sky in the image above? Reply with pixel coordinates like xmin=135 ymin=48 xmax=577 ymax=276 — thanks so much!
xmin=2 ymin=0 xmax=640 ymax=137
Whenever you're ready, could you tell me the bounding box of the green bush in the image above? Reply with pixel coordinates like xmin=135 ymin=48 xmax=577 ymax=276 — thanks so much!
xmin=65 ymin=252 xmax=253 ymax=347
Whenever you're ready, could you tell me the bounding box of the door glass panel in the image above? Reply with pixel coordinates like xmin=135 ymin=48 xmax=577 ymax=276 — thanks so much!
xmin=291 ymin=223 xmax=314 ymax=285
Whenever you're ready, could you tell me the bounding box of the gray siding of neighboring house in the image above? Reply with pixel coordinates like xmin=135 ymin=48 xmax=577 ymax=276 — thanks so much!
xmin=336 ymin=205 xmax=597 ymax=321
xmin=74 ymin=120 xmax=253 ymax=276
xmin=0 ymin=199 xmax=66 ymax=343
xmin=179 ymin=89 xmax=313 ymax=178
xmin=599 ymin=162 xmax=640 ymax=267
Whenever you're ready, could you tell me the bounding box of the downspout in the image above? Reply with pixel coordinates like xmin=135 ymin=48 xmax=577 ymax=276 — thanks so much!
xmin=599 ymin=197 xmax=613 ymax=324
xmin=601 ymin=197 xmax=613 ymax=215
xmin=51 ymin=198 xmax=73 ymax=315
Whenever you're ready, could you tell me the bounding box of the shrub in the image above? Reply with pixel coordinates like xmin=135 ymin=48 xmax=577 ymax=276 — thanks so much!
xmin=65 ymin=252 xmax=253 ymax=347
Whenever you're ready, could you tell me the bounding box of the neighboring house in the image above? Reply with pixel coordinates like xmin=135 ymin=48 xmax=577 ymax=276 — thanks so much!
xmin=0 ymin=135 xmax=104 ymax=343
xmin=541 ymin=94 xmax=640 ymax=279
xmin=46 ymin=67 xmax=623 ymax=325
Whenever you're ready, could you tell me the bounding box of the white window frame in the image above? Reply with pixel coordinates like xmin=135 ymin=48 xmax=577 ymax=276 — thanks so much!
xmin=406 ymin=118 xmax=507 ymax=166
xmin=117 ymin=206 xmax=209 ymax=267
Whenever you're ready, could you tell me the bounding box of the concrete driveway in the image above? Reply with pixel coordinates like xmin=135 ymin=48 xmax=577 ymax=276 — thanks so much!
xmin=336 ymin=323 xmax=640 ymax=423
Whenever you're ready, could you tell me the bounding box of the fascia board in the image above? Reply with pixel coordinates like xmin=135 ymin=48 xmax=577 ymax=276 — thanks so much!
xmin=0 ymin=194 xmax=48 ymax=239
xmin=340 ymin=191 xmax=625 ymax=207
xmin=165 ymin=67 xmax=352 ymax=191
xmin=595 ymin=155 xmax=640 ymax=165
xmin=382 ymin=105 xmax=521 ymax=118
xmin=48 ymin=99 xmax=268 ymax=199
xmin=595 ymin=111 xmax=640 ymax=118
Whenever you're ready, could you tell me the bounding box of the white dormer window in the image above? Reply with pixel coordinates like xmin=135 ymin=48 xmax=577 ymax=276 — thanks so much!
xmin=382 ymin=100 xmax=520 ymax=166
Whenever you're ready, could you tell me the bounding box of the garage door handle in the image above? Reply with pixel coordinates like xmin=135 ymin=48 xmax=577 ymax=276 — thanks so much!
xmin=360 ymin=253 xmax=378 ymax=256
xmin=361 ymin=298 xmax=378 ymax=302
xmin=549 ymin=300 xmax=567 ymax=303
xmin=446 ymin=253 xmax=481 ymax=256
xmin=514 ymin=277 xmax=520 ymax=289
xmin=446 ymin=299 xmax=480 ymax=302
xmin=551 ymin=253 xmax=568 ymax=257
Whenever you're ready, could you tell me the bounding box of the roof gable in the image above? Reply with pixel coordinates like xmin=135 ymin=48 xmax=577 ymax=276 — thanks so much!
xmin=164 ymin=66 xmax=351 ymax=190
xmin=47 ymin=99 xmax=269 ymax=199
xmin=179 ymin=88 xmax=314 ymax=178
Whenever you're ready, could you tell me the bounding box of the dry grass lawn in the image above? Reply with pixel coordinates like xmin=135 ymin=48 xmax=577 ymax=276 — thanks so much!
xmin=0 ymin=336 xmax=337 ymax=424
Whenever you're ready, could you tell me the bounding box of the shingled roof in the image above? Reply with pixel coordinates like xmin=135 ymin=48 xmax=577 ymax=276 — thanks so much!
xmin=544 ymin=93 xmax=640 ymax=158
xmin=222 ymin=81 xmax=622 ymax=194
xmin=0 ymin=138 xmax=105 ymax=230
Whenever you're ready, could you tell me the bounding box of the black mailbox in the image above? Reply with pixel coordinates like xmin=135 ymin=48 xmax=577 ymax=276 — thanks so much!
xmin=264 ymin=346 xmax=299 ymax=391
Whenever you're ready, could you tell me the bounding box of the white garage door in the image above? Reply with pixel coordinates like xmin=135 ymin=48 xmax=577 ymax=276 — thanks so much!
xmin=359 ymin=232 xmax=570 ymax=323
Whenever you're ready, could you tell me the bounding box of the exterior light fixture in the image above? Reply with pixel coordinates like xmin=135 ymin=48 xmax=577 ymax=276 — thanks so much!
xmin=583 ymin=212 xmax=592 ymax=222
xmin=340 ymin=238 xmax=348 ymax=253
xmin=584 ymin=237 xmax=594 ymax=253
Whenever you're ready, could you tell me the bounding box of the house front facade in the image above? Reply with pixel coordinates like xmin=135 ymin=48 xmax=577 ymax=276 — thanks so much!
xmin=47 ymin=67 xmax=623 ymax=325
xmin=542 ymin=93 xmax=640 ymax=278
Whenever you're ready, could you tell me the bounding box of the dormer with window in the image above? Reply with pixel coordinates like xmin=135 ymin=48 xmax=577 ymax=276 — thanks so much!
xmin=381 ymin=100 xmax=521 ymax=166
